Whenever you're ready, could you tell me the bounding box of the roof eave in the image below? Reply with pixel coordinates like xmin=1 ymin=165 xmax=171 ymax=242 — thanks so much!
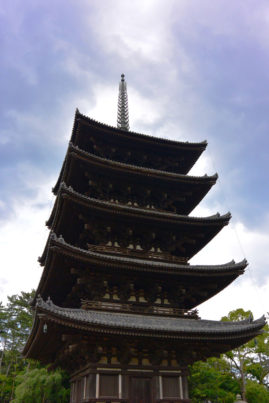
xmin=73 ymin=109 xmax=208 ymax=150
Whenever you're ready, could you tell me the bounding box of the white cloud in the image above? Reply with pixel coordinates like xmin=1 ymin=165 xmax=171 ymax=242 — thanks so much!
xmin=128 ymin=87 xmax=167 ymax=129
xmin=0 ymin=178 xmax=54 ymax=303
xmin=79 ymin=82 xmax=167 ymax=131
xmin=1 ymin=0 xmax=268 ymax=328
xmin=191 ymin=206 xmax=269 ymax=272
xmin=190 ymin=206 xmax=269 ymax=320
xmin=86 ymin=84 xmax=117 ymax=127
xmin=86 ymin=0 xmax=176 ymax=64
xmin=199 ymin=277 xmax=269 ymax=321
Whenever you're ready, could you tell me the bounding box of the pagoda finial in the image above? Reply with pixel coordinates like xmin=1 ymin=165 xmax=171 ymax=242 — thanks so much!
xmin=117 ymin=73 xmax=130 ymax=131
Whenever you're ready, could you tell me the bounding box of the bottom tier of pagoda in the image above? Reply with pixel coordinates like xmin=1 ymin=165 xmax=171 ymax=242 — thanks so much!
xmin=23 ymin=297 xmax=265 ymax=403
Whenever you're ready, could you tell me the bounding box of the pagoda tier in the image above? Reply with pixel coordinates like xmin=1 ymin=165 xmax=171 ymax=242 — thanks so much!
xmin=71 ymin=109 xmax=207 ymax=174
xmin=36 ymin=234 xmax=246 ymax=312
xmin=23 ymin=298 xmax=265 ymax=402
xmin=53 ymin=143 xmax=217 ymax=215
xmin=24 ymin=297 xmax=265 ymax=369
xmin=46 ymin=183 xmax=230 ymax=262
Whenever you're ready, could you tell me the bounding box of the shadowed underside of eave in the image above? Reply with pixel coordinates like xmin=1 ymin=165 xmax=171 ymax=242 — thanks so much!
xmin=53 ymin=142 xmax=217 ymax=196
xmin=47 ymin=183 xmax=231 ymax=229
xmin=72 ymin=109 xmax=207 ymax=150
xmin=44 ymin=184 xmax=230 ymax=265
xmin=23 ymin=298 xmax=266 ymax=363
xmin=34 ymin=233 xmax=246 ymax=309
xmin=70 ymin=109 xmax=207 ymax=175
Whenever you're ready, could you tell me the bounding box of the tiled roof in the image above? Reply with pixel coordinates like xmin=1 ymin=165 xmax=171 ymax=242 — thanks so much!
xmin=35 ymin=297 xmax=266 ymax=337
xmin=69 ymin=142 xmax=217 ymax=181
xmin=53 ymin=142 xmax=218 ymax=195
xmin=44 ymin=232 xmax=247 ymax=275
xmin=48 ymin=182 xmax=231 ymax=228
xmin=72 ymin=109 xmax=207 ymax=149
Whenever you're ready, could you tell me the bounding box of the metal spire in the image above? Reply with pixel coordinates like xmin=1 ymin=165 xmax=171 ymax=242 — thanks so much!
xmin=117 ymin=74 xmax=130 ymax=131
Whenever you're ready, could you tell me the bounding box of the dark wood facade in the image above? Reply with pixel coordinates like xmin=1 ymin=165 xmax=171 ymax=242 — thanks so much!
xmin=24 ymin=110 xmax=265 ymax=402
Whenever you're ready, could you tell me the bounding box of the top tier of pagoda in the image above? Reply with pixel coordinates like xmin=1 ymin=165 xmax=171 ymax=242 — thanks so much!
xmin=68 ymin=108 xmax=207 ymax=174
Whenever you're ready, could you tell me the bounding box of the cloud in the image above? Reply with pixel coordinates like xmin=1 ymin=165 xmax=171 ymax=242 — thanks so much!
xmin=86 ymin=0 xmax=176 ymax=63
xmin=190 ymin=205 xmax=269 ymax=319
xmin=0 ymin=179 xmax=53 ymax=303
xmin=191 ymin=212 xmax=269 ymax=279
xmin=0 ymin=0 xmax=268 ymax=323
xmin=199 ymin=276 xmax=269 ymax=321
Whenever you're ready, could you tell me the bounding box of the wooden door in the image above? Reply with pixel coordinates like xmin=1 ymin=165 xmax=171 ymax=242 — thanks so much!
xmin=130 ymin=376 xmax=152 ymax=403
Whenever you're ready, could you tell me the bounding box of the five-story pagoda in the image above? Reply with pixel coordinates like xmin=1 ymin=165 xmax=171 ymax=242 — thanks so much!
xmin=24 ymin=75 xmax=265 ymax=403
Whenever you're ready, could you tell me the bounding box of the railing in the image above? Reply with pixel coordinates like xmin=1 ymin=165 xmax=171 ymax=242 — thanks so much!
xmin=87 ymin=244 xmax=188 ymax=264
xmin=82 ymin=401 xmax=127 ymax=403
xmin=81 ymin=400 xmax=190 ymax=403
xmin=156 ymin=400 xmax=191 ymax=403
xmin=80 ymin=300 xmax=199 ymax=319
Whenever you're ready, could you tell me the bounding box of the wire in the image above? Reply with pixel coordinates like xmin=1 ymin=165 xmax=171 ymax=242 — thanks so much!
xmin=205 ymin=145 xmax=266 ymax=316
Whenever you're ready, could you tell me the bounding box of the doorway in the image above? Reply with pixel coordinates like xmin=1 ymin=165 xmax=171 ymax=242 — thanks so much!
xmin=130 ymin=376 xmax=152 ymax=403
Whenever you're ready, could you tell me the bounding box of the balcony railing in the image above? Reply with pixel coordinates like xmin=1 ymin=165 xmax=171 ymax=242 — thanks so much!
xmin=80 ymin=299 xmax=199 ymax=319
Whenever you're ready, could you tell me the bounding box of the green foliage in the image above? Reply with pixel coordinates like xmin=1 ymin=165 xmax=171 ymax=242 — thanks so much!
xmin=246 ymin=380 xmax=269 ymax=402
xmin=189 ymin=357 xmax=239 ymax=402
xmin=222 ymin=308 xmax=253 ymax=323
xmin=189 ymin=308 xmax=269 ymax=402
xmin=247 ymin=323 xmax=269 ymax=386
xmin=0 ymin=290 xmax=69 ymax=403
xmin=0 ymin=290 xmax=36 ymax=401
xmin=12 ymin=368 xmax=70 ymax=403
xmin=4 ymin=290 xmax=35 ymax=352
xmin=0 ymin=373 xmax=13 ymax=403
xmin=221 ymin=308 xmax=269 ymax=400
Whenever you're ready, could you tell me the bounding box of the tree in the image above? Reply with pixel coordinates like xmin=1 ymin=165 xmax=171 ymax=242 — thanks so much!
xmin=0 ymin=373 xmax=13 ymax=403
xmin=245 ymin=380 xmax=269 ymax=403
xmin=189 ymin=357 xmax=239 ymax=402
xmin=0 ymin=301 xmax=9 ymax=371
xmin=189 ymin=308 xmax=269 ymax=403
xmin=4 ymin=290 xmax=35 ymax=353
xmin=0 ymin=290 xmax=69 ymax=402
xmin=12 ymin=368 xmax=70 ymax=403
xmin=222 ymin=309 xmax=269 ymax=401
xmin=0 ymin=290 xmax=36 ymax=401
xmin=246 ymin=323 xmax=269 ymax=387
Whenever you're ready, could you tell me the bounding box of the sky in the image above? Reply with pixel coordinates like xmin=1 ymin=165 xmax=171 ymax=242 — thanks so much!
xmin=0 ymin=0 xmax=268 ymax=321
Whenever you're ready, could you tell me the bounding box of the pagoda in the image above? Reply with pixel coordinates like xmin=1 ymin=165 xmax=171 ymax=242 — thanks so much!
xmin=24 ymin=75 xmax=265 ymax=403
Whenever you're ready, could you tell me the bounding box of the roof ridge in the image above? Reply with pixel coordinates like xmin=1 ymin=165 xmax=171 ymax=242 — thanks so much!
xmin=76 ymin=109 xmax=208 ymax=147
xmin=35 ymin=297 xmax=266 ymax=333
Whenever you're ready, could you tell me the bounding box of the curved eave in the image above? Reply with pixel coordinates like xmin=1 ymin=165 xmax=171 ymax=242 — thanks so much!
xmin=70 ymin=109 xmax=207 ymax=174
xmin=40 ymin=233 xmax=247 ymax=276
xmin=47 ymin=183 xmax=231 ymax=229
xmin=53 ymin=142 xmax=217 ymax=195
xmin=35 ymin=234 xmax=246 ymax=307
xmin=72 ymin=109 xmax=207 ymax=151
xmin=23 ymin=299 xmax=266 ymax=360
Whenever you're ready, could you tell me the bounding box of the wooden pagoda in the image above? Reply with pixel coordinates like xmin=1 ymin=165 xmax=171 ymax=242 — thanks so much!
xmin=24 ymin=76 xmax=265 ymax=403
